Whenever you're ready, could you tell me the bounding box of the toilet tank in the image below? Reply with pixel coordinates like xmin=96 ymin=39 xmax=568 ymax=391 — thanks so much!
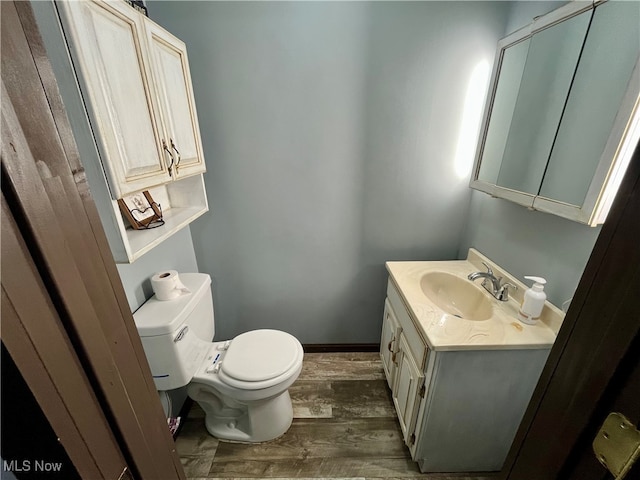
xmin=134 ymin=273 xmax=215 ymax=390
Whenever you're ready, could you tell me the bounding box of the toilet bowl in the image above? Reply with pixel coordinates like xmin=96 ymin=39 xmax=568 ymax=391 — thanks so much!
xmin=133 ymin=273 xmax=304 ymax=443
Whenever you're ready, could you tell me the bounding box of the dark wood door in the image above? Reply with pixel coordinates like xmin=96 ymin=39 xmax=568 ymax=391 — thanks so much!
xmin=502 ymin=137 xmax=640 ymax=479
xmin=2 ymin=195 xmax=126 ymax=480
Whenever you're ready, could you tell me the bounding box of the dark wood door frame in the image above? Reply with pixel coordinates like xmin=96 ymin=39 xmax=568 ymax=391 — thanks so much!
xmin=1 ymin=2 xmax=185 ymax=478
xmin=1 ymin=195 xmax=129 ymax=480
xmin=502 ymin=137 xmax=640 ymax=478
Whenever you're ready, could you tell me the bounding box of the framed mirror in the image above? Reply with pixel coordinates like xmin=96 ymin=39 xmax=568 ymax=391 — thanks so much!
xmin=471 ymin=0 xmax=640 ymax=225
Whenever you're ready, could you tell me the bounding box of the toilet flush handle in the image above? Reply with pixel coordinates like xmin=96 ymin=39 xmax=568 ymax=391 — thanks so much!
xmin=174 ymin=326 xmax=189 ymax=342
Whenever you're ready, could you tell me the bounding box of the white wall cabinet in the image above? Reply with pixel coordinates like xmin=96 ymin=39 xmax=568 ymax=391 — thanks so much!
xmin=144 ymin=20 xmax=205 ymax=181
xmin=60 ymin=0 xmax=167 ymax=197
xmin=56 ymin=0 xmax=208 ymax=263
xmin=380 ymin=279 xmax=550 ymax=472
xmin=470 ymin=1 xmax=639 ymax=226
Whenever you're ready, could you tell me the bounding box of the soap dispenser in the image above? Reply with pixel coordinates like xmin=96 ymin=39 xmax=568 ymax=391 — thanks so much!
xmin=518 ymin=276 xmax=546 ymax=325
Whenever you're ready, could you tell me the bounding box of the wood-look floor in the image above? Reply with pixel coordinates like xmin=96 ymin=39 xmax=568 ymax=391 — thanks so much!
xmin=175 ymin=352 xmax=498 ymax=480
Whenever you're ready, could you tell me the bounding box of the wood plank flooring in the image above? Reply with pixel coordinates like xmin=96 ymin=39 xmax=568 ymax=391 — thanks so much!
xmin=175 ymin=352 xmax=498 ymax=480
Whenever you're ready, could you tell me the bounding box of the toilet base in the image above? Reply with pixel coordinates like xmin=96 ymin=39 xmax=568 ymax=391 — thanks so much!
xmin=188 ymin=385 xmax=294 ymax=443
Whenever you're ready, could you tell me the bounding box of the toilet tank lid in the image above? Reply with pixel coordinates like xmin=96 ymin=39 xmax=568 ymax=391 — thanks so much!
xmin=133 ymin=273 xmax=211 ymax=337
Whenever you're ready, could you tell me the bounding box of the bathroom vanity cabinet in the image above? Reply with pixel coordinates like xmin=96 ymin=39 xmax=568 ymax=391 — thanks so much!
xmin=55 ymin=0 xmax=208 ymax=262
xmin=381 ymin=268 xmax=552 ymax=472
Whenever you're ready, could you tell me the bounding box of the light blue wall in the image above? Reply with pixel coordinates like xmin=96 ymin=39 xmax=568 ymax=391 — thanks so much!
xmin=505 ymin=1 xmax=567 ymax=34
xmin=149 ymin=1 xmax=510 ymax=343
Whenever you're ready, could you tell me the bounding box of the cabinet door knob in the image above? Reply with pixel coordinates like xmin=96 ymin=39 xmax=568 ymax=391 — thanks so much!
xmin=162 ymin=139 xmax=175 ymax=177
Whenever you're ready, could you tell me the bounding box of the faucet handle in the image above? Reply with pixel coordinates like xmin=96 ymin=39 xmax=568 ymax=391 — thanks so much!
xmin=482 ymin=261 xmax=494 ymax=275
xmin=497 ymin=282 xmax=517 ymax=302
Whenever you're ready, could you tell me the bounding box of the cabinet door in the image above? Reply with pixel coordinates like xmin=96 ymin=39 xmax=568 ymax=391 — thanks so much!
xmin=58 ymin=0 xmax=170 ymax=198
xmin=380 ymin=299 xmax=401 ymax=389
xmin=393 ymin=333 xmax=424 ymax=443
xmin=144 ymin=21 xmax=205 ymax=180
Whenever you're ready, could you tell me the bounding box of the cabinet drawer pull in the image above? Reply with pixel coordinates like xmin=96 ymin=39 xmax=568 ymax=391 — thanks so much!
xmin=162 ymin=139 xmax=175 ymax=177
xmin=170 ymin=138 xmax=181 ymax=174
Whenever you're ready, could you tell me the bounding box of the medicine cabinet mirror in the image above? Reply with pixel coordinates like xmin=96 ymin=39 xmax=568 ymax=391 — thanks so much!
xmin=470 ymin=0 xmax=640 ymax=226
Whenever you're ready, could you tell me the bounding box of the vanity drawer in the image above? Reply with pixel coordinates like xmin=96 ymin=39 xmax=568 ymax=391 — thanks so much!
xmin=386 ymin=279 xmax=428 ymax=367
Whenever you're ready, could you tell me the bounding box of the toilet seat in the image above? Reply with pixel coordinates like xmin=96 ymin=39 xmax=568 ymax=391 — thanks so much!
xmin=218 ymin=329 xmax=303 ymax=390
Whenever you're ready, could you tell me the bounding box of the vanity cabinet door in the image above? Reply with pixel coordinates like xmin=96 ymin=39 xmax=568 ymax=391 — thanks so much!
xmin=58 ymin=0 xmax=170 ymax=198
xmin=144 ymin=20 xmax=206 ymax=180
xmin=380 ymin=299 xmax=401 ymax=389
xmin=393 ymin=333 xmax=424 ymax=444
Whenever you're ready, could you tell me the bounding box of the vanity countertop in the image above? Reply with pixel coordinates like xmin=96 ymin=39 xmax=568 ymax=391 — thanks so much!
xmin=386 ymin=249 xmax=563 ymax=351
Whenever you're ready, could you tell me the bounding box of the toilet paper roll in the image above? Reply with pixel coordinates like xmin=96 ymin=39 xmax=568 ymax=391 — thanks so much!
xmin=151 ymin=270 xmax=191 ymax=301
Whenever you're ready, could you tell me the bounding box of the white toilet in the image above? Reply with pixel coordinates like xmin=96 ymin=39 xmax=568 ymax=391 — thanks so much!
xmin=133 ymin=273 xmax=304 ymax=443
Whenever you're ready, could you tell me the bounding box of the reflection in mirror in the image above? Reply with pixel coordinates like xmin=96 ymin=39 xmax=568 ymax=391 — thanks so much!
xmin=539 ymin=1 xmax=640 ymax=206
xmin=495 ymin=9 xmax=591 ymax=194
xmin=477 ymin=38 xmax=529 ymax=185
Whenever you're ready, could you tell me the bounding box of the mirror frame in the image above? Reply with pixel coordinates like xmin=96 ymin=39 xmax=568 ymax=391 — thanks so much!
xmin=470 ymin=0 xmax=640 ymax=226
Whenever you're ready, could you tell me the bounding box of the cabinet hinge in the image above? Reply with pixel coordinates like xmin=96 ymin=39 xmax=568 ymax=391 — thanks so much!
xmin=410 ymin=433 xmax=416 ymax=445
xmin=418 ymin=380 xmax=426 ymax=398
xmin=593 ymin=412 xmax=640 ymax=479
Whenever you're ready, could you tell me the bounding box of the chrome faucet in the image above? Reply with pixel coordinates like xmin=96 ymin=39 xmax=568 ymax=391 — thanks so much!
xmin=467 ymin=262 xmax=517 ymax=302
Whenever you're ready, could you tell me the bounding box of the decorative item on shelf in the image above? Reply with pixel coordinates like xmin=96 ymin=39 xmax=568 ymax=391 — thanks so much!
xmin=123 ymin=0 xmax=148 ymax=16
xmin=117 ymin=190 xmax=164 ymax=230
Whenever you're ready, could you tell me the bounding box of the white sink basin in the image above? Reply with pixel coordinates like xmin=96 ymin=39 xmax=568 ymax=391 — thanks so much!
xmin=420 ymin=271 xmax=493 ymax=321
